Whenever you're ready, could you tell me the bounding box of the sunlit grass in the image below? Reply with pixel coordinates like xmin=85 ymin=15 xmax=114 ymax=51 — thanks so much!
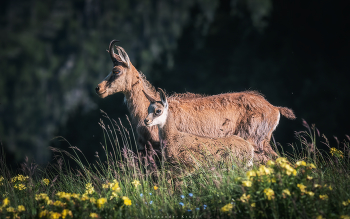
xmin=0 ymin=115 xmax=349 ymax=218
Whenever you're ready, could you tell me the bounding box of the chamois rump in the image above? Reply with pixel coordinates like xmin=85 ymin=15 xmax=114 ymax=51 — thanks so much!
xmin=143 ymin=88 xmax=255 ymax=167
xmin=95 ymin=40 xmax=296 ymax=160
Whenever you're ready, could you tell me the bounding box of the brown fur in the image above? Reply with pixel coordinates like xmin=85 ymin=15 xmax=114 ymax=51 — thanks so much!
xmin=144 ymin=90 xmax=255 ymax=168
xmin=96 ymin=40 xmax=296 ymax=159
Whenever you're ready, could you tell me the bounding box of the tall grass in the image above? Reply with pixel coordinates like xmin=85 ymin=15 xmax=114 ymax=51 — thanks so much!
xmin=0 ymin=114 xmax=349 ymax=219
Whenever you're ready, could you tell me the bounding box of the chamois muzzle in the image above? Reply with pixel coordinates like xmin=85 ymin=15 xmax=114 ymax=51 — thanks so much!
xmin=95 ymin=82 xmax=107 ymax=96
xmin=144 ymin=118 xmax=152 ymax=126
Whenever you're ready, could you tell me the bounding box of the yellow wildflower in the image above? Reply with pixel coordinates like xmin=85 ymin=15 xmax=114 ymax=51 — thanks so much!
xmin=307 ymin=191 xmax=314 ymax=196
xmin=330 ymin=147 xmax=344 ymax=158
xmin=239 ymin=193 xmax=250 ymax=203
xmin=42 ymin=178 xmax=50 ymax=186
xmin=6 ymin=207 xmax=15 ymax=212
xmin=307 ymin=163 xmax=316 ymax=169
xmin=328 ymin=185 xmax=332 ymax=190
xmin=271 ymin=177 xmax=276 ymax=183
xmin=246 ymin=170 xmax=256 ymax=179
xmin=111 ymin=183 xmax=120 ymax=192
xmin=53 ymin=200 xmax=63 ymax=207
xmin=307 ymin=175 xmax=313 ymax=180
xmin=89 ymin=213 xmax=99 ymax=218
xmin=97 ymin=198 xmax=107 ymax=209
xmin=251 ymin=203 xmax=256 ymax=207
xmin=266 ymin=160 xmax=275 ymax=166
xmin=221 ymin=203 xmax=233 ymax=212
xmin=281 ymin=163 xmax=297 ymax=176
xmin=61 ymin=209 xmax=72 ymax=219
xmin=276 ymin=157 xmax=288 ymax=164
xmin=50 ymin=211 xmax=61 ymax=219
xmin=296 ymin=161 xmax=306 ymax=167
xmin=242 ymin=181 xmax=252 ymax=187
xmin=19 ymin=175 xmax=29 ymax=181
xmin=14 ymin=183 xmax=26 ymax=190
xmin=17 ymin=205 xmax=25 ymax=212
xmin=81 ymin=194 xmax=89 ymax=201
xmin=314 ymin=184 xmax=321 ymax=188
xmin=154 ymin=186 xmax=159 ymax=190
xmin=71 ymin=193 xmax=80 ymax=199
xmin=56 ymin=192 xmax=71 ymax=200
xmin=110 ymin=192 xmax=119 ymax=200
xmin=103 ymin=181 xmax=119 ymax=190
xmin=90 ymin=198 xmax=96 ymax=204
xmin=319 ymin=194 xmax=328 ymax=200
xmin=35 ymin=193 xmax=49 ymax=201
xmin=316 ymin=216 xmax=324 ymax=219
xmin=297 ymin=184 xmax=307 ymax=193
xmin=2 ymin=197 xmax=10 ymax=207
xmin=39 ymin=210 xmax=48 ymax=218
xmin=131 ymin=180 xmax=141 ymax=188
xmin=282 ymin=189 xmax=291 ymax=196
xmin=85 ymin=183 xmax=95 ymax=195
xmin=258 ymin=165 xmax=273 ymax=175
xmin=122 ymin=196 xmax=132 ymax=206
xmin=342 ymin=200 xmax=350 ymax=206
xmin=264 ymin=188 xmax=275 ymax=200
xmin=340 ymin=215 xmax=350 ymax=219
xmin=11 ymin=175 xmax=29 ymax=183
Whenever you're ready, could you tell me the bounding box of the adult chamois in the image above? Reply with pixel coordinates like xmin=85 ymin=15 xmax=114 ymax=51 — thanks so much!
xmin=143 ymin=88 xmax=255 ymax=168
xmin=95 ymin=40 xmax=295 ymax=160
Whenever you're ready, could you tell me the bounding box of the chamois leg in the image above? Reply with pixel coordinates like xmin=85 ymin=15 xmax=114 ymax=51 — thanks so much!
xmin=263 ymin=130 xmax=279 ymax=159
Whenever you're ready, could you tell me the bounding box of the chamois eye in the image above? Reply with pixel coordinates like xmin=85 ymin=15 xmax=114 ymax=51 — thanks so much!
xmin=155 ymin=109 xmax=162 ymax=114
xmin=114 ymin=70 xmax=121 ymax=74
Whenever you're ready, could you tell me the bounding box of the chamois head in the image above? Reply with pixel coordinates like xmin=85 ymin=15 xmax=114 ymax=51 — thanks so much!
xmin=144 ymin=88 xmax=168 ymax=128
xmin=95 ymin=40 xmax=133 ymax=98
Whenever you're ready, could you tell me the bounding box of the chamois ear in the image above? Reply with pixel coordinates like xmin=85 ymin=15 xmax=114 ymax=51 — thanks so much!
xmin=108 ymin=40 xmax=120 ymax=65
xmin=157 ymin=88 xmax=168 ymax=108
xmin=142 ymin=90 xmax=157 ymax=103
xmin=115 ymin=46 xmax=130 ymax=68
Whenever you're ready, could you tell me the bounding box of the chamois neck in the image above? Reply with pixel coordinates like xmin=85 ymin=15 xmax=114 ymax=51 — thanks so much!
xmin=157 ymin=110 xmax=179 ymax=141
xmin=124 ymin=69 xmax=158 ymax=127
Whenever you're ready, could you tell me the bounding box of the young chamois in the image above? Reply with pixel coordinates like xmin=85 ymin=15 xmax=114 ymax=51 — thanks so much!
xmin=95 ymin=40 xmax=296 ymax=160
xmin=143 ymin=88 xmax=255 ymax=167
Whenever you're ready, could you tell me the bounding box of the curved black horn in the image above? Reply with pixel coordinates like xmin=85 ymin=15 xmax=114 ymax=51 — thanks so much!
xmin=109 ymin=39 xmax=120 ymax=63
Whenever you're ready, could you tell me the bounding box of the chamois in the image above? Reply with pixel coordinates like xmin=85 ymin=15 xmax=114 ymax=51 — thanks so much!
xmin=95 ymin=40 xmax=295 ymax=159
xmin=144 ymin=88 xmax=255 ymax=167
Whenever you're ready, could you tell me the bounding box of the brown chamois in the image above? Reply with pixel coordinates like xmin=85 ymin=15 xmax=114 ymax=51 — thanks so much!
xmin=143 ymin=88 xmax=255 ymax=167
xmin=95 ymin=40 xmax=296 ymax=159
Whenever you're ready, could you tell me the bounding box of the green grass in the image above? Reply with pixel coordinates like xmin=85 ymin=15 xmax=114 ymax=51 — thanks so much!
xmin=0 ymin=115 xmax=350 ymax=219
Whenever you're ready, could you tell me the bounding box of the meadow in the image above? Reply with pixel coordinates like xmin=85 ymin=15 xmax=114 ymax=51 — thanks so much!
xmin=0 ymin=113 xmax=349 ymax=219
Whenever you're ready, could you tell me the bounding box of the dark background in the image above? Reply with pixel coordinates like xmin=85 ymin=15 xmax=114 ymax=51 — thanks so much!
xmin=0 ymin=0 xmax=349 ymax=167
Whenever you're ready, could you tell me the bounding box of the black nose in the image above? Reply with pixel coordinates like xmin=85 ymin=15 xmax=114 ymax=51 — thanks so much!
xmin=144 ymin=119 xmax=149 ymax=125
xmin=95 ymin=86 xmax=100 ymax=92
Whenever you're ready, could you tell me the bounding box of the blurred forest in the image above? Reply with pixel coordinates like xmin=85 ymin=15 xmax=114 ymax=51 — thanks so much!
xmin=0 ymin=0 xmax=349 ymax=167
